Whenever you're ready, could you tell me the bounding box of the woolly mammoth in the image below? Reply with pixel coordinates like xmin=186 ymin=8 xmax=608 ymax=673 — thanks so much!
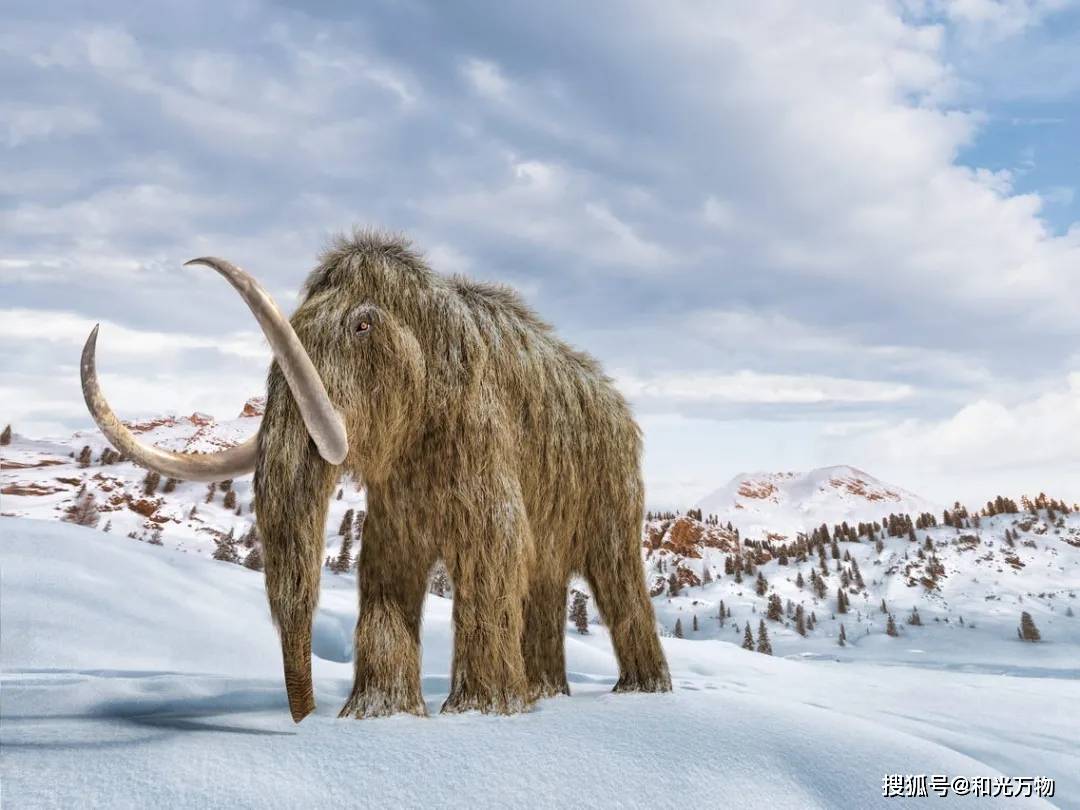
xmin=81 ymin=231 xmax=671 ymax=722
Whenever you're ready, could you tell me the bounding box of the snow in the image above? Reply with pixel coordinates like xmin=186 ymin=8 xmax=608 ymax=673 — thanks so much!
xmin=3 ymin=518 xmax=1076 ymax=809
xmin=697 ymin=465 xmax=940 ymax=539
xmin=0 ymin=413 xmax=364 ymax=562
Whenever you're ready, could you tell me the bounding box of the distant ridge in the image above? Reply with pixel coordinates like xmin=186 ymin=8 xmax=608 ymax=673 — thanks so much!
xmin=696 ymin=465 xmax=941 ymax=540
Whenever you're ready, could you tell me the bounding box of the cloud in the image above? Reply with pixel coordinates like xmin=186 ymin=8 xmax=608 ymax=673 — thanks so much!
xmin=833 ymin=371 xmax=1080 ymax=471
xmin=0 ymin=308 xmax=269 ymax=360
xmin=616 ymin=370 xmax=914 ymax=406
xmin=462 ymin=58 xmax=510 ymax=101
xmin=1 ymin=103 xmax=100 ymax=147
xmin=0 ymin=308 xmax=270 ymax=439
xmin=2 ymin=0 xmax=1080 ymax=502
xmin=927 ymin=0 xmax=1068 ymax=43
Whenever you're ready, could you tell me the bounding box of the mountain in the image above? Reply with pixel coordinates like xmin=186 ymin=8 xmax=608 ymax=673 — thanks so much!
xmin=696 ymin=465 xmax=940 ymax=540
xmin=0 ymin=402 xmax=364 ymax=562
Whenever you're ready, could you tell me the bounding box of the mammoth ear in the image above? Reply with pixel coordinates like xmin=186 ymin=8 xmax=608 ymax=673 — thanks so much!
xmin=424 ymin=291 xmax=489 ymax=411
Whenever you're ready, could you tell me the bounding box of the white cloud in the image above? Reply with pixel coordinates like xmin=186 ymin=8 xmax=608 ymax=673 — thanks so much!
xmin=616 ymin=369 xmax=914 ymax=405
xmin=1 ymin=104 xmax=100 ymax=147
xmin=462 ymin=58 xmax=510 ymax=100
xmin=702 ymin=195 xmax=738 ymax=230
xmin=3 ymin=2 xmax=1080 ymax=504
xmin=0 ymin=309 xmax=270 ymax=439
xmin=929 ymin=0 xmax=1068 ymax=42
xmin=835 ymin=372 xmax=1080 ymax=470
xmin=0 ymin=308 xmax=270 ymax=360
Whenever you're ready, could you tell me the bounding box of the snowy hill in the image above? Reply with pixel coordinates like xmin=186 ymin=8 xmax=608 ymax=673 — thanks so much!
xmin=0 ymin=405 xmax=364 ymax=564
xmin=697 ymin=466 xmax=940 ymax=540
xmin=2 ymin=519 xmax=1074 ymax=809
xmin=640 ymin=509 xmax=1080 ymax=675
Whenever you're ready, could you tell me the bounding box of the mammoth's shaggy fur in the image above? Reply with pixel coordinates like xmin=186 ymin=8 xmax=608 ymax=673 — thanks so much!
xmin=255 ymin=230 xmax=671 ymax=720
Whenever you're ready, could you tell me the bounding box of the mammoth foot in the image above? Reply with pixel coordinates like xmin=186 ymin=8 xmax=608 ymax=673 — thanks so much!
xmin=441 ymin=685 xmax=534 ymax=715
xmin=338 ymin=686 xmax=427 ymax=720
xmin=528 ymin=676 xmax=570 ymax=701
xmin=612 ymin=670 xmax=673 ymax=694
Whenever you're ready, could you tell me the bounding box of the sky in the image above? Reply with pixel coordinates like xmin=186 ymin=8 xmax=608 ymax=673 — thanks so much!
xmin=2 ymin=0 xmax=1079 ymax=508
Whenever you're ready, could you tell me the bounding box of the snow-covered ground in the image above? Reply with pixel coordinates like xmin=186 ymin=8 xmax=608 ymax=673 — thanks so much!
xmin=3 ymin=417 xmax=1078 ymax=807
xmin=2 ymin=519 xmax=1076 ymax=809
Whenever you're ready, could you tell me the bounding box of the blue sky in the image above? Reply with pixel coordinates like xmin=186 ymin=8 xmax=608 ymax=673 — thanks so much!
xmin=2 ymin=0 xmax=1079 ymax=507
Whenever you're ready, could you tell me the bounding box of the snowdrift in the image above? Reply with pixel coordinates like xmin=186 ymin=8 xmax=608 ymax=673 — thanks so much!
xmin=2 ymin=519 xmax=1074 ymax=809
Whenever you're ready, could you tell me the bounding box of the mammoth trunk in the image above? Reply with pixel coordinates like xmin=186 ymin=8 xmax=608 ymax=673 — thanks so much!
xmin=255 ymin=371 xmax=338 ymax=723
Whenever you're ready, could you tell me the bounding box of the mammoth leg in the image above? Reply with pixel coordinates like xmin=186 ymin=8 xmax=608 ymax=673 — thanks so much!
xmin=441 ymin=479 xmax=534 ymax=715
xmin=339 ymin=501 xmax=435 ymax=719
xmin=522 ymin=554 xmax=571 ymax=700
xmin=584 ymin=510 xmax=672 ymax=694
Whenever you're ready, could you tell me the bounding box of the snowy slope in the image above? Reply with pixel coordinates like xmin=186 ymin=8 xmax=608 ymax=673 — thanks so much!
xmin=697 ymin=465 xmax=940 ymax=540
xmin=643 ymin=509 xmax=1080 ymax=673
xmin=0 ymin=404 xmax=364 ymax=563
xmin=2 ymin=519 xmax=1074 ymax=809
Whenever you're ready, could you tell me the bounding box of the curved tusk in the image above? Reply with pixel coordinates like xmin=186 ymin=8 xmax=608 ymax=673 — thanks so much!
xmin=81 ymin=325 xmax=258 ymax=481
xmin=184 ymin=257 xmax=348 ymax=465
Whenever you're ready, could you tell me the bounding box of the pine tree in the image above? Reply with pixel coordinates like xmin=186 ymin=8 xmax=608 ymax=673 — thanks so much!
xmin=102 ymin=519 xmax=112 ymax=533
xmin=886 ymin=614 xmax=898 ymax=637
xmin=880 ymin=598 xmax=888 ymax=614
xmin=668 ymin=572 xmax=682 ymax=596
xmin=332 ymin=530 xmax=353 ymax=574
xmin=223 ymin=489 xmax=237 ymax=510
xmin=1018 ymin=611 xmax=1040 ymax=642
xmin=212 ymin=531 xmax=239 ymax=564
xmin=142 ymin=470 xmax=161 ymax=496
xmin=850 ymin=559 xmax=864 ymax=589
xmin=795 ymin=571 xmax=805 ymax=589
xmin=62 ymin=491 xmax=100 ymax=528
xmin=205 ymin=482 xmax=216 ymax=503
xmin=692 ymin=614 xmax=699 ymax=632
xmin=243 ymin=544 xmax=263 ymax=571
xmin=701 ymin=566 xmax=713 ymax=585
xmin=673 ymin=618 xmax=684 ymax=638
xmin=338 ymin=508 xmax=355 ymax=537
xmin=77 ymin=445 xmax=92 ymax=468
xmin=718 ymin=600 xmax=726 ymax=624
xmin=148 ymin=528 xmax=164 ymax=546
xmin=813 ymin=570 xmax=827 ymax=599
xmin=767 ymin=593 xmax=783 ymax=621
xmin=837 ymin=587 xmax=848 ymax=614
xmin=188 ymin=505 xmax=198 ymax=519
xmin=795 ymin=604 xmax=807 ymax=636
xmin=570 ymin=590 xmax=590 ymax=634
xmin=0 ymin=424 xmax=11 ymax=445
xmin=756 ymin=620 xmax=772 ymax=654
xmin=907 ymin=607 xmax=922 ymax=626
xmin=838 ymin=623 xmax=847 ymax=647
xmin=755 ymin=571 xmax=768 ymax=596
xmin=429 ymin=563 xmax=451 ymax=597
xmin=163 ymin=477 xmax=178 ymax=493
xmin=741 ymin=622 xmax=754 ymax=650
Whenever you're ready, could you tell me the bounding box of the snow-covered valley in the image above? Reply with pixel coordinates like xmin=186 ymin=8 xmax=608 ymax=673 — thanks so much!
xmin=2 ymin=415 xmax=1078 ymax=808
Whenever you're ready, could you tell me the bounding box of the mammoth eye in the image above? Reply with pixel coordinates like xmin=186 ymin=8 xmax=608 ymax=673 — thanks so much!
xmin=356 ymin=319 xmax=372 ymax=334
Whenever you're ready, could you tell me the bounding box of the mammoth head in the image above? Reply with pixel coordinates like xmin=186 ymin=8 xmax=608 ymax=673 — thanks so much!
xmin=80 ymin=252 xmax=431 ymax=486
xmin=80 ymin=240 xmax=447 ymax=722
